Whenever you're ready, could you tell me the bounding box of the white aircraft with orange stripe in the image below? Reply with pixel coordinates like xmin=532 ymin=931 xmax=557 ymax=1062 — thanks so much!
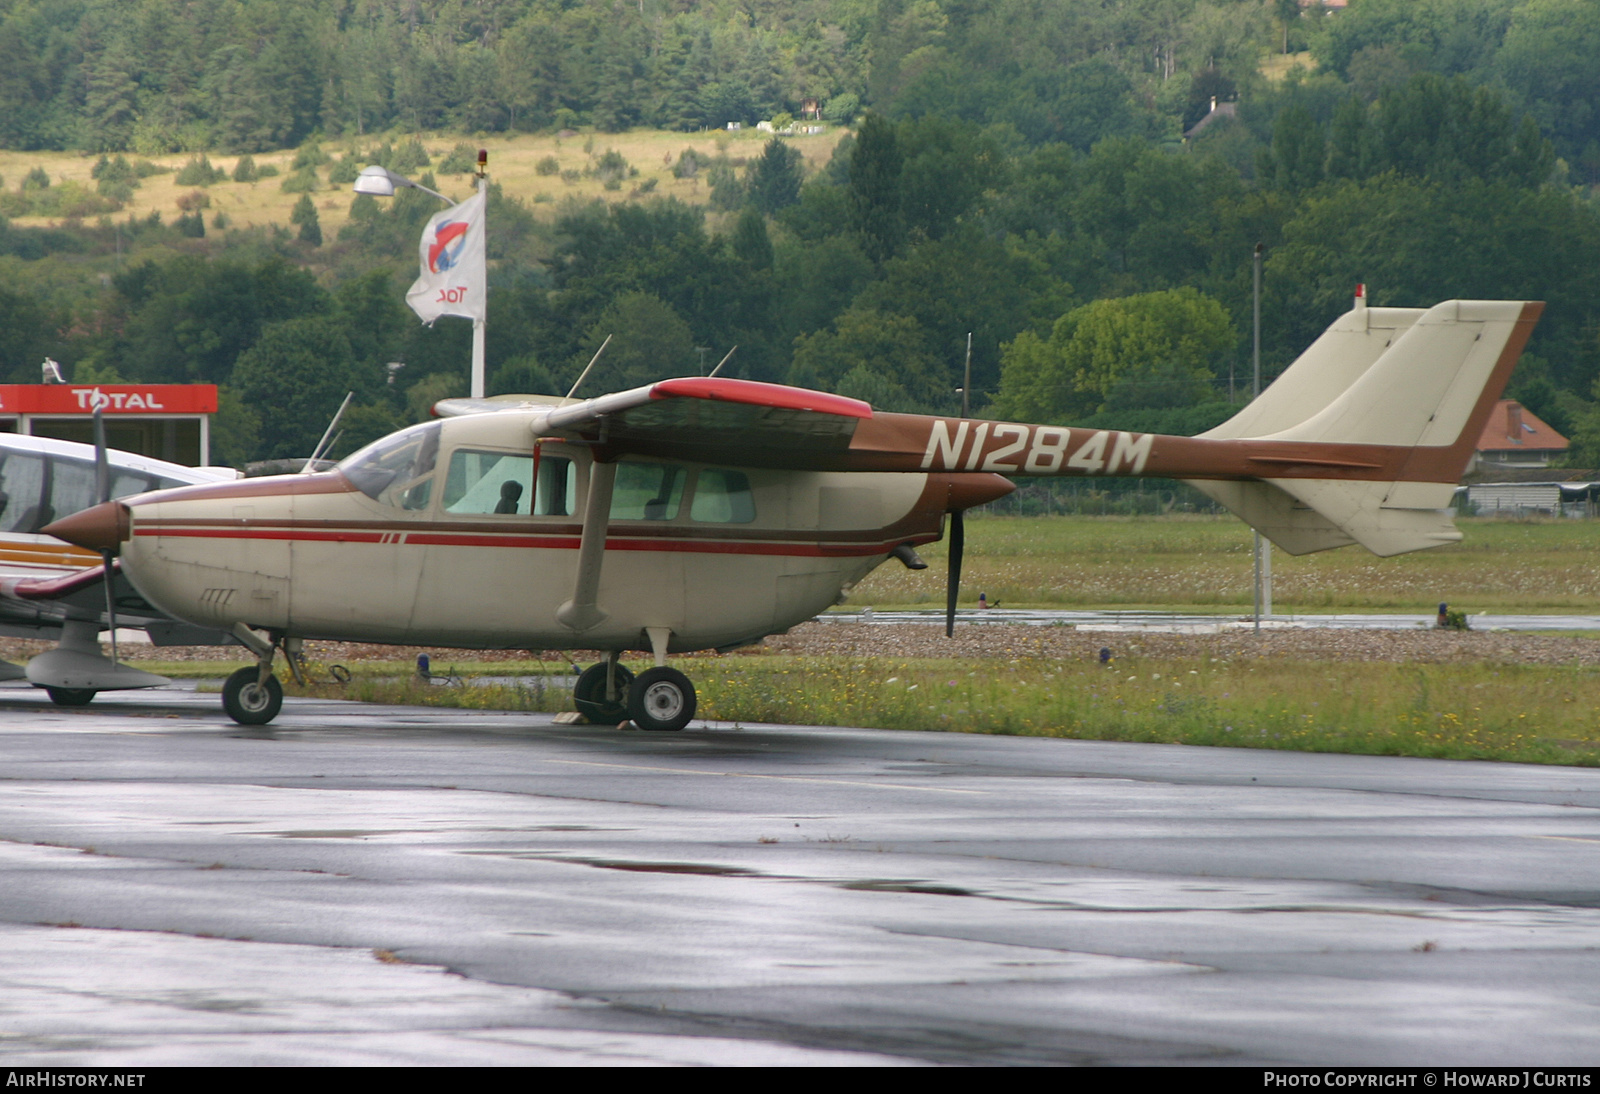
xmin=46 ymin=297 xmax=1541 ymax=728
xmin=0 ymin=433 xmax=237 ymax=703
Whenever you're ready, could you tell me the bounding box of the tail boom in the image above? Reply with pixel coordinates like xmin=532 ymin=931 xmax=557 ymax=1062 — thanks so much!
xmin=843 ymin=299 xmax=1542 ymax=556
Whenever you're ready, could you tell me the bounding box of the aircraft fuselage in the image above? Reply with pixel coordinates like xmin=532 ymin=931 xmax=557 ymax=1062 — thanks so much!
xmin=113 ymin=412 xmax=1009 ymax=655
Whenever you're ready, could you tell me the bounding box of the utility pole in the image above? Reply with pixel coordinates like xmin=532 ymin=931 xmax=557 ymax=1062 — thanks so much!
xmin=1252 ymin=242 xmax=1272 ymax=632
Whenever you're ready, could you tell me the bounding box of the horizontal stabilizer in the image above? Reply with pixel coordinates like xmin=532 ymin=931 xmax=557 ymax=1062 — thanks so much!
xmin=1194 ymin=299 xmax=1540 ymax=556
xmin=1184 ymin=480 xmax=1355 ymax=555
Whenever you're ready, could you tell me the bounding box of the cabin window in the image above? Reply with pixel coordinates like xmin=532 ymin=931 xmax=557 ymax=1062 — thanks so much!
xmin=442 ymin=449 xmax=575 ymax=516
xmin=0 ymin=451 xmax=45 ymax=533
xmin=0 ymin=451 xmax=175 ymax=535
xmin=339 ymin=422 xmax=440 ymax=509
xmin=47 ymin=458 xmax=97 ymax=526
xmin=609 ymin=462 xmax=684 ymax=521
xmin=690 ymin=469 xmax=756 ymax=523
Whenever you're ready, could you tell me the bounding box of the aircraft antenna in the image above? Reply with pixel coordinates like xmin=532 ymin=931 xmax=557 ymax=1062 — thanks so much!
xmin=706 ymin=346 xmax=738 ymax=378
xmin=961 ymin=332 xmax=972 ymax=419
xmin=304 ymin=391 xmax=355 ymax=472
xmin=566 ymin=334 xmax=613 ymax=401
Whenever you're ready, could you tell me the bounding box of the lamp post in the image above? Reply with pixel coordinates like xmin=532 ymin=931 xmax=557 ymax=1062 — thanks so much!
xmin=1252 ymin=241 xmax=1271 ymax=632
xmin=353 ymin=151 xmax=489 ymax=399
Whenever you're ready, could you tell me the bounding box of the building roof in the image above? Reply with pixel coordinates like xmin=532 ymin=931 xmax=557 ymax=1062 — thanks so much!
xmin=1183 ymin=99 xmax=1237 ymax=140
xmin=1475 ymin=400 xmax=1568 ymax=453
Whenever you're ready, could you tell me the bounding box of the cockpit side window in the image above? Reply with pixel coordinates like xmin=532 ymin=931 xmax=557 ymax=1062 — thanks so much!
xmin=442 ymin=448 xmax=575 ymax=516
xmin=339 ymin=422 xmax=441 ymax=509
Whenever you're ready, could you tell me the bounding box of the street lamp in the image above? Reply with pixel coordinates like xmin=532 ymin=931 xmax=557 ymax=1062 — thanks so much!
xmin=353 ymin=150 xmax=490 ymax=399
xmin=352 ymin=165 xmax=451 ymax=203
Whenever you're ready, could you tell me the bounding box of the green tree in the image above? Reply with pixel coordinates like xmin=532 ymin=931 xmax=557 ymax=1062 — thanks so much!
xmin=848 ymin=113 xmax=904 ymax=264
xmin=730 ymin=207 xmax=773 ymax=270
xmin=230 ymin=316 xmax=360 ymax=461
xmin=1496 ymin=0 xmax=1600 ymax=159
xmin=1267 ymin=174 xmax=1600 ymax=391
xmin=746 ymin=139 xmax=804 ymax=215
xmin=291 ymin=193 xmax=322 ymax=246
xmin=574 ymin=292 xmax=696 ymax=392
xmin=854 ymin=228 xmax=1072 ymax=398
xmin=1261 ymin=103 xmax=1325 ymax=191
xmin=992 ymin=289 xmax=1235 ymax=423
xmin=1367 ymin=74 xmax=1553 ymax=187
xmin=789 ymin=308 xmax=949 ymax=412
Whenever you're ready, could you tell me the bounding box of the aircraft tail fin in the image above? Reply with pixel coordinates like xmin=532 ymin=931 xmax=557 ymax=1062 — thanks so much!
xmin=1187 ymin=299 xmax=1542 ymax=557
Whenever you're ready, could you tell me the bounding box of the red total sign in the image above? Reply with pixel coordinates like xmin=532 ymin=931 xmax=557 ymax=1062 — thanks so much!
xmin=0 ymin=385 xmax=219 ymax=415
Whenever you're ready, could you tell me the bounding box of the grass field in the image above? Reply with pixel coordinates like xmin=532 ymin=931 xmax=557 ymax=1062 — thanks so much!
xmin=0 ymin=126 xmax=849 ymax=239
xmin=851 ymin=514 xmax=1600 ymax=613
xmin=181 ymin=650 xmax=1595 ymax=768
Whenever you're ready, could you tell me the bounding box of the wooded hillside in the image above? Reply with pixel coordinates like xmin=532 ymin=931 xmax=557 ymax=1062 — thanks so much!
xmin=1 ymin=0 xmax=1597 ymax=470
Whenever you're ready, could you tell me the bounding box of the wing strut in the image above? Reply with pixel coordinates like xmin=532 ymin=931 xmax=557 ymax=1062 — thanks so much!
xmin=556 ymin=459 xmax=615 ymax=633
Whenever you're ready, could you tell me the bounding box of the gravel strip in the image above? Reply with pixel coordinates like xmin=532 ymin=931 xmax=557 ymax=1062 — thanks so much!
xmin=762 ymin=621 xmax=1600 ymax=665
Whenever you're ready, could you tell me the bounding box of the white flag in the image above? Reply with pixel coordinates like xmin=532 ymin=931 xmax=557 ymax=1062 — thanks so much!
xmin=406 ymin=190 xmax=486 ymax=323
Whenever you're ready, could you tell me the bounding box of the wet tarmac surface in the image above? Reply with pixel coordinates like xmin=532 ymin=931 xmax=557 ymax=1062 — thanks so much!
xmin=2 ymin=685 xmax=1599 ymax=1066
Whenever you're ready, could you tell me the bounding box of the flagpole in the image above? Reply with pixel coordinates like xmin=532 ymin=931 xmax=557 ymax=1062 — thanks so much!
xmin=471 ymin=150 xmax=487 ymax=399
xmin=354 ymin=155 xmax=490 ymax=400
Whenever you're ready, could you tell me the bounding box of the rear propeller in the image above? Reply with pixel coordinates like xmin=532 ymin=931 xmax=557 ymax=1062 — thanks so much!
xmin=947 ymin=343 xmax=971 ymax=640
xmin=945 ymin=508 xmax=963 ymax=638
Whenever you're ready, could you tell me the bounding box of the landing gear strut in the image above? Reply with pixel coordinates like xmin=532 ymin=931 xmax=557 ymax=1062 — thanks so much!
xmin=224 ymin=623 xmax=285 ymax=726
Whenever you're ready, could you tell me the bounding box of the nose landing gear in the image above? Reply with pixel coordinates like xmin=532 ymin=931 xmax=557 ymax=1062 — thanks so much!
xmin=223 ymin=623 xmax=288 ymax=726
xmin=222 ymin=665 xmax=283 ymax=725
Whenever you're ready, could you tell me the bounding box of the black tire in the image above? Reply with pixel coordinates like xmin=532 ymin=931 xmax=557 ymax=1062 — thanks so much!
xmin=45 ymin=687 xmax=95 ymax=707
xmin=223 ymin=666 xmax=283 ymax=726
xmin=573 ymin=662 xmax=634 ymax=726
xmin=627 ymin=667 xmax=696 ymax=732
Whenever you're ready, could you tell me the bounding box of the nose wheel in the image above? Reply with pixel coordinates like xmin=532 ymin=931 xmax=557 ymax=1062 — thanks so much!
xmin=222 ymin=665 xmax=283 ymax=725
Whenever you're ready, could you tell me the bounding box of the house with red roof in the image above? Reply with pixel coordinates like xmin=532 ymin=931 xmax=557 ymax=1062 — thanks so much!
xmin=1471 ymin=400 xmax=1569 ymax=472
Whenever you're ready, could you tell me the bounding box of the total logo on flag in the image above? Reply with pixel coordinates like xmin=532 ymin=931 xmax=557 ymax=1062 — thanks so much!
xmin=427 ymin=219 xmax=471 ymax=274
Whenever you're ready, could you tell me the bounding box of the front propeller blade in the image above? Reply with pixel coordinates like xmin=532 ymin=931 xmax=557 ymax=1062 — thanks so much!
xmin=945 ymin=509 xmax=964 ymax=638
xmin=93 ymin=404 xmax=118 ymax=663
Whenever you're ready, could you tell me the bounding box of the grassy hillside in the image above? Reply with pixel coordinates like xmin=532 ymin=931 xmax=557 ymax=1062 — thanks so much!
xmin=0 ymin=126 xmax=849 ymax=238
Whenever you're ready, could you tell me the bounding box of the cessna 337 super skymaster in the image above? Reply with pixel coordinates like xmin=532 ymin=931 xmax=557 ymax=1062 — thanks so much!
xmin=0 ymin=432 xmax=237 ymax=703
xmin=45 ymin=297 xmax=1541 ymax=727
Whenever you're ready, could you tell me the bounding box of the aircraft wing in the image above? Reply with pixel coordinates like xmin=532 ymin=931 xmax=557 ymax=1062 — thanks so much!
xmin=440 ymin=378 xmax=880 ymax=470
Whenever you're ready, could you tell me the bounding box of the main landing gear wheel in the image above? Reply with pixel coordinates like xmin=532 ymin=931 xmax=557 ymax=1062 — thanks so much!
xmin=223 ymin=666 xmax=283 ymax=726
xmin=627 ymin=667 xmax=697 ymax=732
xmin=573 ymin=662 xmax=634 ymax=726
xmin=45 ymin=687 xmax=95 ymax=707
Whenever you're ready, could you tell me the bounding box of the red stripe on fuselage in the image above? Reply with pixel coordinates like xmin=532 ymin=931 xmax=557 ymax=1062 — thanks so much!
xmin=133 ymin=524 xmax=924 ymax=557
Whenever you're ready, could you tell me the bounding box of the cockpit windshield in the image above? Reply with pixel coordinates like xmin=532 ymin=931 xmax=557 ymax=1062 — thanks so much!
xmin=338 ymin=422 xmax=441 ymax=509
